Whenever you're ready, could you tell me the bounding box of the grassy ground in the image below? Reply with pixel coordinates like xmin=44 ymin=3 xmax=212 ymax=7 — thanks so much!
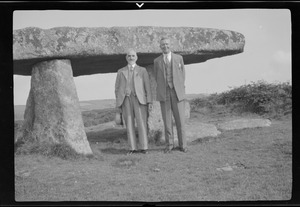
xmin=14 ymin=110 xmax=292 ymax=202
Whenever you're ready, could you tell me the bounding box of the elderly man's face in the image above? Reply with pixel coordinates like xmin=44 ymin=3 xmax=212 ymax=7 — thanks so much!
xmin=160 ymin=38 xmax=171 ymax=54
xmin=126 ymin=50 xmax=138 ymax=65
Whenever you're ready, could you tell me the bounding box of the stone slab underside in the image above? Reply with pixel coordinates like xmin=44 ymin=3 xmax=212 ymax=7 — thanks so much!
xmin=13 ymin=26 xmax=245 ymax=76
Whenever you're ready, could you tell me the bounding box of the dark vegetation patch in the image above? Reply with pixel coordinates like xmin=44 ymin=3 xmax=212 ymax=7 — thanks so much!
xmin=190 ymin=80 xmax=292 ymax=119
xmin=15 ymin=141 xmax=92 ymax=160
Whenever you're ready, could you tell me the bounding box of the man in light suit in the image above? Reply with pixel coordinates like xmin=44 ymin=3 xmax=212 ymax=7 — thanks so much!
xmin=115 ymin=49 xmax=153 ymax=155
xmin=154 ymin=37 xmax=187 ymax=153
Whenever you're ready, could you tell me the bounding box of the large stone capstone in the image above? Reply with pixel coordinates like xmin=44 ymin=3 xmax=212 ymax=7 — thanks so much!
xmin=21 ymin=59 xmax=93 ymax=155
xmin=13 ymin=26 xmax=245 ymax=76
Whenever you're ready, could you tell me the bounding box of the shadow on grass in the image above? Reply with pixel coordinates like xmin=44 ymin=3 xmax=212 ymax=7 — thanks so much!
xmin=87 ymin=125 xmax=167 ymax=155
xmin=86 ymin=127 xmax=128 ymax=143
xmin=100 ymin=147 xmax=166 ymax=155
xmin=190 ymin=136 xmax=221 ymax=145
xmin=100 ymin=148 xmax=128 ymax=155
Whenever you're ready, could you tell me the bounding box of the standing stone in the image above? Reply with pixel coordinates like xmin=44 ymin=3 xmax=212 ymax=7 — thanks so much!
xmin=145 ymin=65 xmax=162 ymax=143
xmin=21 ymin=59 xmax=92 ymax=155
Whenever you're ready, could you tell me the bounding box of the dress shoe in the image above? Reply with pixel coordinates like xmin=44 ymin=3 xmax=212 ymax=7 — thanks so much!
xmin=140 ymin=150 xmax=148 ymax=154
xmin=127 ymin=150 xmax=138 ymax=155
xmin=179 ymin=148 xmax=188 ymax=153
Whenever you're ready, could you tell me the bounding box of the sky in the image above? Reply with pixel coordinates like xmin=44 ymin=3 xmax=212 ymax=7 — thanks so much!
xmin=13 ymin=8 xmax=291 ymax=105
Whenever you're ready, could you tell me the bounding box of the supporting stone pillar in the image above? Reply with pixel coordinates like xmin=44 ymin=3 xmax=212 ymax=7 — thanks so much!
xmin=145 ymin=65 xmax=164 ymax=143
xmin=21 ymin=59 xmax=93 ymax=155
xmin=145 ymin=65 xmax=190 ymax=144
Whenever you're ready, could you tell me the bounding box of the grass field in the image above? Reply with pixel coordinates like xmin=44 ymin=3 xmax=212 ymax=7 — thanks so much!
xmin=14 ymin=109 xmax=292 ymax=201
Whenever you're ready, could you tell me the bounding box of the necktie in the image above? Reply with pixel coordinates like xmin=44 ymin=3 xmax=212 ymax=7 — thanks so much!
xmin=132 ymin=67 xmax=135 ymax=95
xmin=165 ymin=55 xmax=173 ymax=88
xmin=130 ymin=66 xmax=134 ymax=79
xmin=129 ymin=66 xmax=135 ymax=96
xmin=165 ymin=56 xmax=170 ymax=66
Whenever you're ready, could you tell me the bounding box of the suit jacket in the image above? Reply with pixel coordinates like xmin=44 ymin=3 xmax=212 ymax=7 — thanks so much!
xmin=154 ymin=52 xmax=186 ymax=102
xmin=115 ymin=65 xmax=153 ymax=108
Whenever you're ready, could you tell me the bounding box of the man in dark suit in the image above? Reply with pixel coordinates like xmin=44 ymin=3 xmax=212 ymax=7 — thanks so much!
xmin=115 ymin=49 xmax=153 ymax=154
xmin=153 ymin=37 xmax=187 ymax=153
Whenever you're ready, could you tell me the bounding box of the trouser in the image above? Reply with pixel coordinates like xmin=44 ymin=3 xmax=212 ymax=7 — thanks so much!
xmin=160 ymin=86 xmax=186 ymax=149
xmin=122 ymin=94 xmax=148 ymax=150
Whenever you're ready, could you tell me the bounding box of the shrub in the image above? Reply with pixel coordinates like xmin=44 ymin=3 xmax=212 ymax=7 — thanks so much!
xmin=189 ymin=93 xmax=219 ymax=112
xmin=190 ymin=80 xmax=292 ymax=118
xmin=218 ymin=80 xmax=292 ymax=116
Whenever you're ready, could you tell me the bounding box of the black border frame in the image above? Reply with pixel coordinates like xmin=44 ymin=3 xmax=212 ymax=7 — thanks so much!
xmin=1 ymin=1 xmax=299 ymax=206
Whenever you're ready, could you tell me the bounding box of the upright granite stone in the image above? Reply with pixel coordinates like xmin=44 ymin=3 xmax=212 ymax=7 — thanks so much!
xmin=21 ymin=59 xmax=92 ymax=155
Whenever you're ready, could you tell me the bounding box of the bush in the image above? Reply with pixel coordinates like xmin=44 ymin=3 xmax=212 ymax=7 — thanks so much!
xmin=218 ymin=80 xmax=292 ymax=116
xmin=189 ymin=93 xmax=219 ymax=112
xmin=190 ymin=80 xmax=292 ymax=118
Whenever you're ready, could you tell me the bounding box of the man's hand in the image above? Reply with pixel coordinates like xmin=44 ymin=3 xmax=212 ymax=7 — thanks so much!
xmin=148 ymin=103 xmax=153 ymax=112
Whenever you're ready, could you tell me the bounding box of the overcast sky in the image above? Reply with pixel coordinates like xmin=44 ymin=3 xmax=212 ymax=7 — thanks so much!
xmin=13 ymin=9 xmax=291 ymax=105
